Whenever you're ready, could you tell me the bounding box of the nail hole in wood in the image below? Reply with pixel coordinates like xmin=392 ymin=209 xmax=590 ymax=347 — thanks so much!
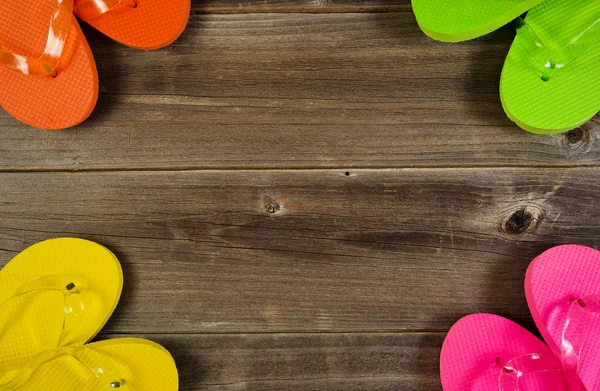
xmin=345 ymin=172 xmax=350 ymax=176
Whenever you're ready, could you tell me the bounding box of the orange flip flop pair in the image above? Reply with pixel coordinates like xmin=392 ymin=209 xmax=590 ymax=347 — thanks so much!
xmin=0 ymin=0 xmax=190 ymax=130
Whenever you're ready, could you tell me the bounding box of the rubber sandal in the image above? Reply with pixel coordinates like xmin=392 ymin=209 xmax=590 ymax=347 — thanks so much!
xmin=440 ymin=313 xmax=566 ymax=390
xmin=0 ymin=238 xmax=123 ymax=369
xmin=73 ymin=0 xmax=190 ymax=50
xmin=501 ymin=0 xmax=600 ymax=133
xmin=0 ymin=0 xmax=98 ymax=130
xmin=0 ymin=338 xmax=178 ymax=390
xmin=526 ymin=244 xmax=600 ymax=390
xmin=411 ymin=0 xmax=543 ymax=42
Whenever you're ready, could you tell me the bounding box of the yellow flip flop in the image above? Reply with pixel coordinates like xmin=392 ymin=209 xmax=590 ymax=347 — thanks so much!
xmin=0 ymin=238 xmax=123 ymax=367
xmin=0 ymin=338 xmax=178 ymax=390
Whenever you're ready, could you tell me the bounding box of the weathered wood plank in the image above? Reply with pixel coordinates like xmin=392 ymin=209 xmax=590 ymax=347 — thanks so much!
xmin=1 ymin=14 xmax=596 ymax=170
xmin=192 ymin=0 xmax=410 ymax=13
xmin=0 ymin=168 xmax=597 ymax=333
xmin=104 ymin=332 xmax=443 ymax=391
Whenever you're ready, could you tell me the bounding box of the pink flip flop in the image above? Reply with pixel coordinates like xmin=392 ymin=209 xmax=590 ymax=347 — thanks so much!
xmin=440 ymin=313 xmax=565 ymax=390
xmin=526 ymin=244 xmax=600 ymax=390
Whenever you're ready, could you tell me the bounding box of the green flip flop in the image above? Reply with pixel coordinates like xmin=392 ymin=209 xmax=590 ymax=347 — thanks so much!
xmin=501 ymin=0 xmax=600 ymax=133
xmin=412 ymin=0 xmax=542 ymax=42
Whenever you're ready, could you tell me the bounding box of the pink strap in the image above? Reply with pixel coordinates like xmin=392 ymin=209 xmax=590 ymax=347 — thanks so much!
xmin=0 ymin=0 xmax=73 ymax=76
xmin=561 ymin=295 xmax=600 ymax=391
xmin=498 ymin=353 xmax=567 ymax=391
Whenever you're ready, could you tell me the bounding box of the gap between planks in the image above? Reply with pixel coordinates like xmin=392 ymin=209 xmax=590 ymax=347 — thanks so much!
xmin=99 ymin=329 xmax=450 ymax=336
xmin=3 ymin=163 xmax=600 ymax=174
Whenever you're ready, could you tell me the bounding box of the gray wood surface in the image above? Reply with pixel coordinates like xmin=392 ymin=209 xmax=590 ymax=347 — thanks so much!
xmin=1 ymin=13 xmax=596 ymax=170
xmin=129 ymin=332 xmax=443 ymax=390
xmin=0 ymin=168 xmax=596 ymax=335
xmin=192 ymin=0 xmax=410 ymax=13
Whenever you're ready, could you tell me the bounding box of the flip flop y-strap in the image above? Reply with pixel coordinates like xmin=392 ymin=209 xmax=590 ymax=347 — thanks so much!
xmin=0 ymin=0 xmax=73 ymax=76
xmin=74 ymin=0 xmax=138 ymax=22
xmin=497 ymin=353 xmax=567 ymax=390
xmin=516 ymin=16 xmax=600 ymax=81
xmin=0 ymin=276 xmax=86 ymax=346
xmin=561 ymin=295 xmax=600 ymax=391
xmin=0 ymin=346 xmax=125 ymax=390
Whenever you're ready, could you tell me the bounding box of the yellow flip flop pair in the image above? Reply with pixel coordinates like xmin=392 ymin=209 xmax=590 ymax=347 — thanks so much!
xmin=0 ymin=238 xmax=178 ymax=390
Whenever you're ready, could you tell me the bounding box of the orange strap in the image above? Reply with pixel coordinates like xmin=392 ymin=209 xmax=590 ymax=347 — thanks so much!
xmin=74 ymin=0 xmax=137 ymax=22
xmin=0 ymin=0 xmax=73 ymax=76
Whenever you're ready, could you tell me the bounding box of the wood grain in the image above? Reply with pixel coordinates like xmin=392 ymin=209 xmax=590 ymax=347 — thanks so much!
xmin=0 ymin=168 xmax=597 ymax=333
xmin=4 ymin=4 xmax=584 ymax=389
xmin=192 ymin=0 xmax=410 ymax=13
xmin=107 ymin=332 xmax=443 ymax=390
xmin=1 ymin=13 xmax=597 ymax=170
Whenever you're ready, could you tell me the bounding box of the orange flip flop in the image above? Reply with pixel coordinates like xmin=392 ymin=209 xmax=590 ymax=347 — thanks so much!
xmin=74 ymin=0 xmax=191 ymax=50
xmin=0 ymin=0 xmax=98 ymax=130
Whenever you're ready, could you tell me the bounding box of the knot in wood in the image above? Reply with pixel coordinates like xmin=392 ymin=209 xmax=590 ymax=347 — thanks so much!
xmin=562 ymin=125 xmax=594 ymax=153
xmin=564 ymin=127 xmax=586 ymax=146
xmin=504 ymin=208 xmax=532 ymax=236
xmin=265 ymin=201 xmax=280 ymax=214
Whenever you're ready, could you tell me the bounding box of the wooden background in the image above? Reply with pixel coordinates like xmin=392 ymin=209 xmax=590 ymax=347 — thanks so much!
xmin=2 ymin=1 xmax=599 ymax=389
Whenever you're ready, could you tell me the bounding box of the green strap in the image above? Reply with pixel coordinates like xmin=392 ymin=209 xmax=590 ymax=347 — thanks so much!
xmin=517 ymin=16 xmax=600 ymax=81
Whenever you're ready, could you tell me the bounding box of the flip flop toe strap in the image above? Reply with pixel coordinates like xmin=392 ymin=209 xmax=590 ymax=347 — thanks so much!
xmin=497 ymin=353 xmax=567 ymax=390
xmin=0 ymin=0 xmax=73 ymax=76
xmin=0 ymin=275 xmax=86 ymax=347
xmin=516 ymin=16 xmax=600 ymax=81
xmin=0 ymin=346 xmax=126 ymax=390
xmin=74 ymin=0 xmax=138 ymax=22
xmin=561 ymin=295 xmax=600 ymax=391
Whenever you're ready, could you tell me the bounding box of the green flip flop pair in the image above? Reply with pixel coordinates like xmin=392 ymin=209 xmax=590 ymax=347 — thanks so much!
xmin=413 ymin=0 xmax=600 ymax=134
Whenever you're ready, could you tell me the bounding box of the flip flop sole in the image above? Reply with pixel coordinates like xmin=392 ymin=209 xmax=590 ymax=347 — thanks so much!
xmin=441 ymin=313 xmax=556 ymax=390
xmin=500 ymin=0 xmax=600 ymax=133
xmin=81 ymin=0 xmax=190 ymax=50
xmin=0 ymin=4 xmax=98 ymax=130
xmin=0 ymin=238 xmax=123 ymax=366
xmin=412 ymin=0 xmax=542 ymax=42
xmin=525 ymin=244 xmax=600 ymax=390
xmin=1 ymin=338 xmax=178 ymax=390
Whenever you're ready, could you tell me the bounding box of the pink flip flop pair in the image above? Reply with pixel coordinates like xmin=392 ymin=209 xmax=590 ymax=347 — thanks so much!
xmin=441 ymin=245 xmax=600 ymax=390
